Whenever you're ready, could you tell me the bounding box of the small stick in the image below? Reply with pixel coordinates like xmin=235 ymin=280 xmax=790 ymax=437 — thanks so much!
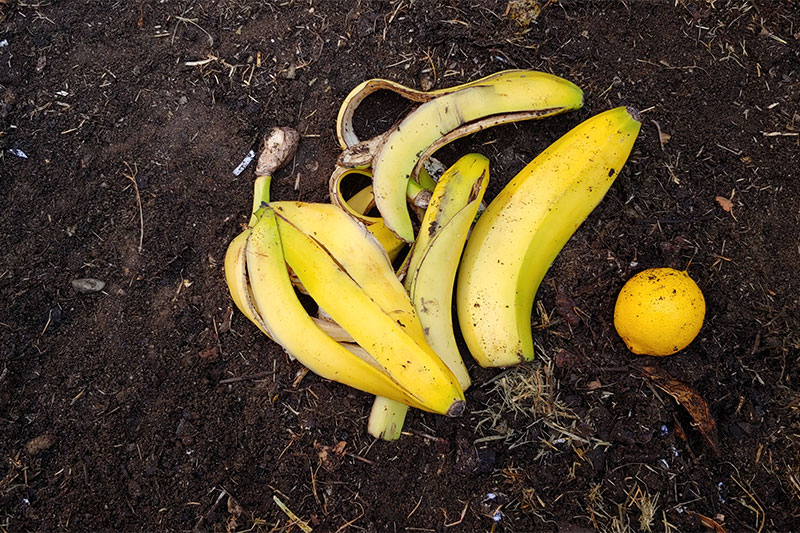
xmin=346 ymin=452 xmax=374 ymax=465
xmin=123 ymin=162 xmax=144 ymax=253
xmin=444 ymin=500 xmax=469 ymax=528
xmin=218 ymin=371 xmax=273 ymax=385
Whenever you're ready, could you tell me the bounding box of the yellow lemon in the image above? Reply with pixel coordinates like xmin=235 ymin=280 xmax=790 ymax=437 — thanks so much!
xmin=613 ymin=267 xmax=705 ymax=356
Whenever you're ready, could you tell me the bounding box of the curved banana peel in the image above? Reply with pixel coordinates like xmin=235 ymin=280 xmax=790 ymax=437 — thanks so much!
xmin=367 ymin=154 xmax=488 ymax=441
xmin=273 ymin=209 xmax=465 ymax=416
xmin=245 ymin=208 xmax=430 ymax=409
xmin=338 ymin=70 xmax=584 ymax=242
xmin=335 ymin=69 xmax=571 ymax=149
xmin=457 ymin=106 xmax=642 ymax=367
xmin=328 ymin=166 xmax=408 ymax=261
xmin=405 ymin=153 xmax=489 ymax=390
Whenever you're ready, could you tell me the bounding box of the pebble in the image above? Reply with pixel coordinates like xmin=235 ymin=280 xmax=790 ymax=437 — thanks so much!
xmin=71 ymin=278 xmax=106 ymax=293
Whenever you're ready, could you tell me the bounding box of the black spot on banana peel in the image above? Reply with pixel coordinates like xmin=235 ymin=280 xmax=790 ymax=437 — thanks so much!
xmin=446 ymin=400 xmax=466 ymax=418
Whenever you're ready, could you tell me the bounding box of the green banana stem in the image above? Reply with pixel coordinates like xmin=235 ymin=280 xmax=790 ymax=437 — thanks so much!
xmin=417 ymin=165 xmax=438 ymax=192
xmin=367 ymin=396 xmax=408 ymax=441
xmin=249 ymin=174 xmax=273 ymax=226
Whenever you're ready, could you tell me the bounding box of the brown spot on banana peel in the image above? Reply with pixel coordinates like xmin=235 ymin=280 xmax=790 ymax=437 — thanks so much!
xmin=469 ymin=170 xmax=487 ymax=203
xmin=337 ymin=131 xmax=390 ymax=169
xmin=412 ymin=189 xmax=432 ymax=210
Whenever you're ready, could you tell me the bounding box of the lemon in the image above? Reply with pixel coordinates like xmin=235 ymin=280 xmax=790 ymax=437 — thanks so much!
xmin=613 ymin=267 xmax=705 ymax=356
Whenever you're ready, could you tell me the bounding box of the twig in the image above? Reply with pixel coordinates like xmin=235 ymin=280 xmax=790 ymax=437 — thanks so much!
xmin=407 ymin=495 xmax=423 ymax=519
xmin=444 ymin=500 xmax=469 ymax=527
xmin=173 ymin=15 xmax=214 ymax=47
xmin=273 ymin=495 xmax=312 ymax=533
xmin=193 ymin=489 xmax=227 ymax=533
xmin=650 ymin=119 xmax=667 ymax=151
xmin=346 ymin=452 xmax=374 ymax=465
xmin=123 ymin=162 xmax=144 ymax=253
xmin=218 ymin=371 xmax=274 ymax=385
xmin=731 ymin=475 xmax=765 ymax=533
xmin=334 ymin=513 xmax=364 ymax=533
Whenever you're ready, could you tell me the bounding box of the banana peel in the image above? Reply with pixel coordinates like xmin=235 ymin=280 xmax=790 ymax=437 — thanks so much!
xmin=337 ymin=70 xmax=584 ymax=242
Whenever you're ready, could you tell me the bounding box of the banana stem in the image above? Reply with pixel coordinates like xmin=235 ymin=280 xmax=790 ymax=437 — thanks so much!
xmin=417 ymin=165 xmax=438 ymax=192
xmin=367 ymin=397 xmax=409 ymax=441
xmin=249 ymin=174 xmax=273 ymax=226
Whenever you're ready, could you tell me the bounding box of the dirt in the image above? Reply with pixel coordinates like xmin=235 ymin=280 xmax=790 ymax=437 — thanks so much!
xmin=1 ymin=0 xmax=799 ymax=531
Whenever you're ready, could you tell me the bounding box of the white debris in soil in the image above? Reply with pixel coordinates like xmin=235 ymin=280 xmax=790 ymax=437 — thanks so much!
xmin=71 ymin=278 xmax=106 ymax=293
xmin=233 ymin=149 xmax=256 ymax=176
xmin=9 ymin=148 xmax=28 ymax=158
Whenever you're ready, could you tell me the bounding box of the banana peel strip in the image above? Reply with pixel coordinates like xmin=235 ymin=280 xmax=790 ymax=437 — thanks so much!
xmin=336 ymin=69 xmax=543 ymax=149
xmin=245 ymin=208 xmax=430 ymax=410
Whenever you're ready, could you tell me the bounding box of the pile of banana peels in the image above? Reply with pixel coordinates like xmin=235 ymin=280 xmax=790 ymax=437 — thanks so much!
xmin=224 ymin=70 xmax=641 ymax=440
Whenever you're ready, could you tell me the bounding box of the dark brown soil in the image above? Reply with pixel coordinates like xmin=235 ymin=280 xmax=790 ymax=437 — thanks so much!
xmin=2 ymin=0 xmax=799 ymax=531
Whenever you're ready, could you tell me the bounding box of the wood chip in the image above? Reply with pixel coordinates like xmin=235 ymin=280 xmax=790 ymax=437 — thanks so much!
xmin=715 ymin=196 xmax=733 ymax=212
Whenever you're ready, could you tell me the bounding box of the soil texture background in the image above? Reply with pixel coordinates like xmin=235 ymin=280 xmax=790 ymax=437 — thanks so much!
xmin=1 ymin=0 xmax=799 ymax=531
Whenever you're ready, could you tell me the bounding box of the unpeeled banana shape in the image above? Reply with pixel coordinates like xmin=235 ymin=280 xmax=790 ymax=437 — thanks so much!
xmin=457 ymin=106 xmax=642 ymax=367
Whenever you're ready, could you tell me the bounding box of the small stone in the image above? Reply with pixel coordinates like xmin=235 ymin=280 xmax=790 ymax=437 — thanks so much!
xmin=71 ymin=278 xmax=106 ymax=293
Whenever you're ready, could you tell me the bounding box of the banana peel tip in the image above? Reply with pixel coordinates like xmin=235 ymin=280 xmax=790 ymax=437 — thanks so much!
xmin=626 ymin=106 xmax=642 ymax=123
xmin=446 ymin=400 xmax=466 ymax=418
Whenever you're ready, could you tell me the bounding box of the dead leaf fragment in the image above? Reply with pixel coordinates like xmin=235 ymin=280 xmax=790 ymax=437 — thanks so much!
xmin=716 ymin=196 xmax=733 ymax=212
xmin=226 ymin=495 xmax=243 ymax=533
xmin=633 ymin=362 xmax=720 ymax=455
xmin=505 ymin=0 xmax=542 ymax=28
xmin=199 ymin=346 xmax=219 ymax=361
xmin=315 ymin=440 xmax=347 ymax=471
xmin=586 ymin=379 xmax=603 ymax=390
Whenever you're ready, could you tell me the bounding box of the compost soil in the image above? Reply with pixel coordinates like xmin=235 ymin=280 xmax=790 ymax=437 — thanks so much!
xmin=1 ymin=0 xmax=799 ymax=531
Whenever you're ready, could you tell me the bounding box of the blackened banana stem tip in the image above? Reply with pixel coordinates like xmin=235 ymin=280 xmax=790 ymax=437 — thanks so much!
xmin=626 ymin=106 xmax=642 ymax=123
xmin=446 ymin=400 xmax=466 ymax=418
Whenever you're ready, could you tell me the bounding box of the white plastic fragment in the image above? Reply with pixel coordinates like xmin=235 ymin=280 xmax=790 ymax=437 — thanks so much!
xmin=0 ymin=39 xmax=8 ymax=48
xmin=233 ymin=149 xmax=255 ymax=176
xmin=9 ymin=148 xmax=27 ymax=159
